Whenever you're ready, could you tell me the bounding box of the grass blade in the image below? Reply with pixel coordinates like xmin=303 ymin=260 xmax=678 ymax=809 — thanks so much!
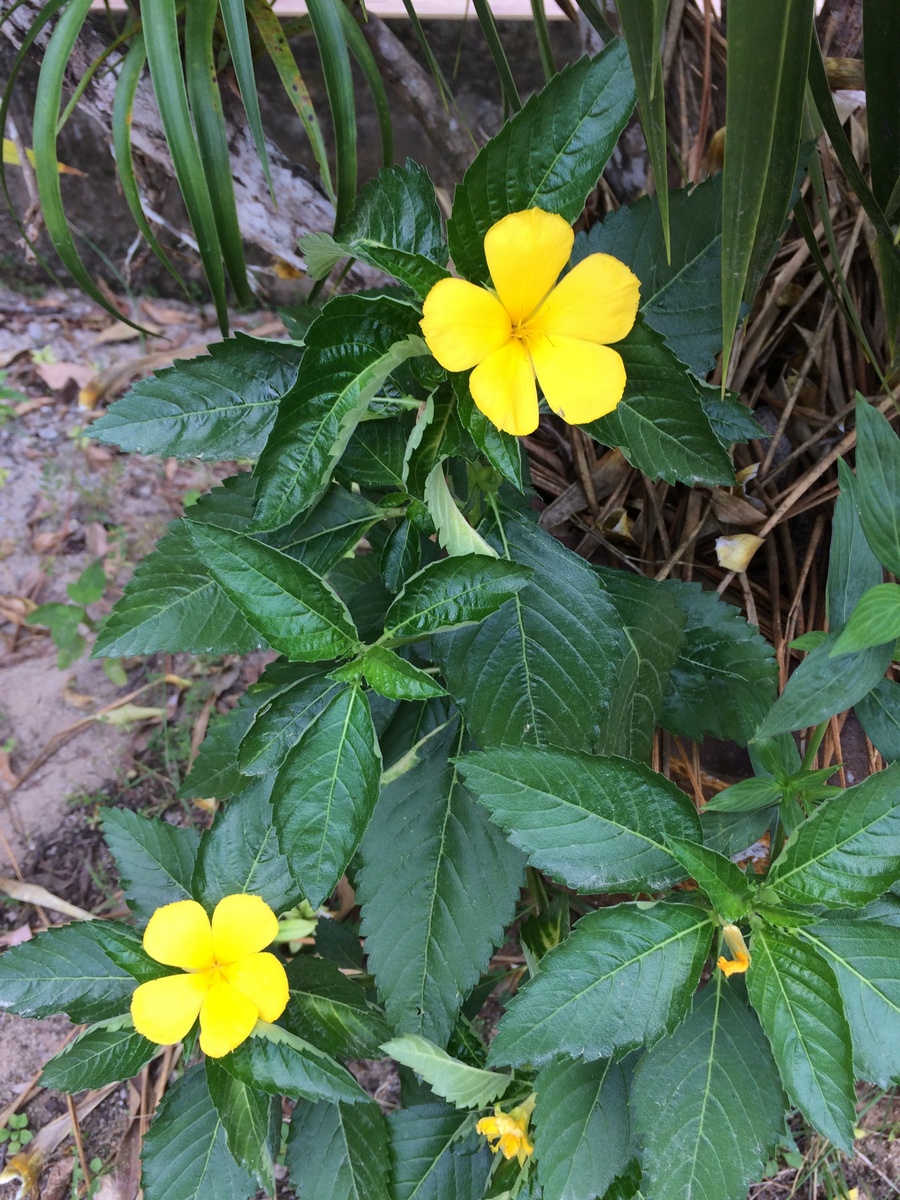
xmin=863 ymin=0 xmax=900 ymax=358
xmin=529 ymin=0 xmax=556 ymax=85
xmin=472 ymin=0 xmax=521 ymax=113
xmin=337 ymin=3 xmax=393 ymax=170
xmin=306 ymin=0 xmax=357 ymax=232
xmin=219 ymin=0 xmax=274 ymax=203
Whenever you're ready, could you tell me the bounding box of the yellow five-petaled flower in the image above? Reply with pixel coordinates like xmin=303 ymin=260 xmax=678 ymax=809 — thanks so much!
xmin=131 ymin=894 xmax=289 ymax=1058
xmin=421 ymin=208 xmax=640 ymax=436
xmin=716 ymin=923 xmax=751 ymax=978
xmin=476 ymin=1094 xmax=536 ymax=1167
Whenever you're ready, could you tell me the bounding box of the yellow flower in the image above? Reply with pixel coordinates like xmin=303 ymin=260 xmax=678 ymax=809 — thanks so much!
xmin=421 ymin=208 xmax=640 ymax=436
xmin=130 ymin=895 xmax=289 ymax=1058
xmin=476 ymin=1094 xmax=536 ymax=1167
xmin=716 ymin=923 xmax=751 ymax=978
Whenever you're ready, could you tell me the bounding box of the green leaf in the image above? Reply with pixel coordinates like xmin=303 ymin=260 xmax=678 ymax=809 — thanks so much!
xmin=533 ymin=1055 xmax=633 ymax=1200
xmin=271 ymin=683 xmax=381 ymax=907
xmin=101 ymin=808 xmax=199 ymax=925
xmin=381 ymin=521 xmax=422 ymax=593
xmin=631 ymin=979 xmax=784 ymax=1200
xmin=853 ymin=396 xmax=900 ymax=575
xmin=720 ymin=0 xmax=815 ymax=377
xmin=329 ymin=552 xmax=394 ymax=644
xmin=832 ymin=583 xmax=900 ymax=655
xmin=193 ymin=776 xmax=302 ymax=914
xmin=284 ymin=956 xmax=392 ymax=1059
xmin=589 ymin=321 xmax=734 ymax=487
xmin=388 ymin=1103 xmax=490 ymax=1200
xmin=0 ymin=923 xmax=135 ymax=1023
xmin=448 ymin=44 xmax=635 ymax=283
xmin=221 ymin=1024 xmax=365 ymax=1103
xmin=91 ymin=922 xmax=172 ymax=985
xmin=186 ymin=521 xmax=360 ymax=662
xmin=489 ymin=903 xmax=715 ymax=1066
xmin=767 ymin=762 xmax=900 ymax=908
xmin=454 ymin=381 xmax=524 ymax=491
xmin=269 ymin=484 xmax=386 ymax=577
xmin=357 ymin=647 xmax=447 ymax=702
xmin=41 ymin=1021 xmax=156 ymax=1091
xmin=593 ymin=567 xmax=686 ymax=761
xmin=382 ymin=1035 xmax=512 ymax=1109
xmin=206 ymin=1058 xmax=276 ymax=1195
xmin=434 ymin=510 xmax=624 ymax=752
xmin=856 ymin=678 xmax=900 ymax=762
xmin=359 ymin=720 xmax=524 ymax=1047
xmin=756 ymin=630 xmax=893 ymax=740
xmin=660 ymin=581 xmax=778 ymax=745
xmin=301 ymin=160 xmax=448 ymax=296
xmin=458 ymin=747 xmax=700 ymax=894
xmin=286 ymin=1098 xmax=390 ymax=1200
xmin=827 ymin=459 xmax=883 ymax=628
xmin=383 ymin=555 xmax=531 ymax=643
xmin=702 ymin=777 xmax=783 ymax=815
xmin=336 ymin=414 xmax=415 ymax=492
xmin=179 ymin=683 xmax=273 ymax=803
xmin=666 ymin=838 xmax=755 ymax=923
xmin=93 ymin=519 xmax=261 ymax=660
xmin=423 ymin=465 xmax=498 ymax=558
xmin=802 ymin=918 xmax=900 ymax=1087
xmin=252 ymin=295 xmax=427 ymax=530
xmin=238 ymin=672 xmax=342 ymax=776
xmin=863 ymin=0 xmax=900 ymax=354
xmin=140 ymin=1064 xmax=254 ymax=1200
xmin=746 ymin=924 xmax=855 ymax=1152
xmin=67 ymin=558 xmax=106 ymax=605
xmin=26 ymin=602 xmax=85 ymax=668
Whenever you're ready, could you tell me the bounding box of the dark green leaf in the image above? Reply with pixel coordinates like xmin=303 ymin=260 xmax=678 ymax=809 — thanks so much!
xmin=284 ymin=956 xmax=392 ymax=1059
xmin=381 ymin=521 xmax=422 ymax=593
xmin=206 ymin=1058 xmax=276 ymax=1195
xmin=179 ymin=681 xmax=275 ymax=803
xmin=767 ymin=762 xmax=900 ymax=908
xmin=140 ymin=1064 xmax=254 ymax=1200
xmin=700 ymin=808 xmax=774 ymax=861
xmin=448 ymin=44 xmax=635 ymax=283
xmin=253 ymin=295 xmax=426 ymax=530
xmin=102 ymin=808 xmax=198 ymax=925
xmin=358 ymin=646 xmax=447 ymax=702
xmin=458 ymin=747 xmax=700 ymax=894
xmin=454 ymin=380 xmax=524 ymax=491
xmin=856 ymin=678 xmax=900 ymax=761
xmin=534 ymin=1055 xmax=632 ymax=1200
xmin=488 ymin=903 xmax=715 ymax=1066
xmin=384 ymin=555 xmax=531 ymax=642
xmin=827 ymin=458 xmax=883 ymax=628
xmin=186 ymin=522 xmax=360 ymax=662
xmin=746 ymin=925 xmax=855 ymax=1152
xmin=286 ymin=1098 xmax=390 ymax=1200
xmin=632 ymin=979 xmax=784 ymax=1200
xmin=41 ymin=1021 xmax=156 ymax=1091
xmin=854 ymin=396 xmax=900 ymax=575
xmin=220 ymin=1026 xmax=364 ymax=1103
xmin=269 ymin=484 xmax=386 ymax=576
xmin=388 ymin=1103 xmax=490 ymax=1200
xmin=238 ymin=672 xmax=341 ymax=776
xmin=273 ymin=683 xmax=381 ymax=907
xmin=359 ymin=720 xmax=524 ymax=1046
xmin=666 ymin=838 xmax=755 ymax=923
xmin=91 ymin=922 xmax=172 ymax=985
xmin=832 ymin=583 xmax=900 ymax=655
xmin=336 ymin=414 xmax=415 ymax=491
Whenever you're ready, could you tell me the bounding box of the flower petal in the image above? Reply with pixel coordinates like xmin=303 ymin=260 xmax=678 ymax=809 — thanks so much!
xmin=534 ymin=252 xmax=640 ymax=345
xmin=131 ymin=972 xmax=208 ymax=1045
xmin=530 ymin=336 xmax=627 ymax=425
xmin=469 ymin=340 xmax=539 ymax=435
xmin=211 ymin=894 xmax=279 ymax=964
xmin=222 ymin=952 xmax=289 ymax=1023
xmin=142 ymin=900 xmax=214 ymax=970
xmin=199 ymin=980 xmax=260 ymax=1058
xmin=421 ymin=278 xmax=511 ymax=371
xmin=484 ymin=209 xmax=574 ymax=324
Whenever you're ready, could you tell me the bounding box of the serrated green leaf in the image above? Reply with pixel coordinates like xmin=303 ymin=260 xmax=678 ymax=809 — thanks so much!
xmin=632 ymin=979 xmax=784 ymax=1200
xmin=660 ymin=580 xmax=778 ymax=744
xmin=0 ymin=923 xmax=135 ymax=1023
xmin=589 ymin=321 xmax=734 ymax=487
xmin=434 ymin=510 xmax=624 ymax=752
xmin=388 ymin=1103 xmax=490 ymax=1200
xmin=329 ymin=551 xmax=394 ymax=644
xmin=91 ymin=922 xmax=172 ymax=985
xmin=454 ymin=380 xmax=524 ymax=491
xmin=383 ymin=555 xmax=531 ymax=643
xmin=186 ymin=521 xmax=360 ymax=662
xmin=192 ymin=776 xmax=302 ymax=914
xmin=854 ymin=396 xmax=900 ymax=576
xmin=359 ymin=720 xmax=524 ymax=1047
xmin=358 ymin=647 xmax=447 ymax=702
xmin=337 ymin=414 xmax=415 ymax=491
xmin=101 ymin=808 xmax=198 ymax=925
xmin=489 ymin=903 xmax=715 ymax=1066
xmin=179 ymin=684 xmax=271 ymax=803
xmin=381 ymin=521 xmax=422 ymax=593
xmin=286 ymin=1098 xmax=390 ymax=1200
xmin=802 ymin=919 xmax=900 ymax=1087
xmin=832 ymin=584 xmax=900 ymax=655
xmin=284 ymin=956 xmax=392 ymax=1059
xmin=220 ymin=1024 xmax=364 ymax=1103
xmin=273 ymin=683 xmax=381 ymax=907
xmin=269 ymin=484 xmax=386 ymax=577
xmin=90 ymin=336 xmax=303 ymax=459
xmin=206 ymin=1058 xmax=276 ymax=1195
xmin=140 ymin=1064 xmax=254 ymax=1200
xmin=700 ymin=808 xmax=774 ymax=862
xmin=253 ymin=295 xmax=427 ymax=530
xmin=767 ymin=762 xmax=900 ymax=908
xmin=856 ymin=678 xmax=900 ymax=761
xmin=458 ymin=747 xmax=700 ymax=894
xmin=238 ymin=672 xmax=341 ymax=776
xmin=666 ymin=838 xmax=755 ymax=923
xmin=534 ymin=1055 xmax=632 ymax=1200
xmin=701 ymin=777 xmax=783 ymax=815
xmin=746 ymin=925 xmax=855 ymax=1152
xmin=383 ymin=1035 xmax=512 ymax=1109
xmin=827 ymin=459 xmax=883 ymax=628
xmin=41 ymin=1021 xmax=156 ymax=1091
xmin=448 ymin=45 xmax=635 ymax=283
xmin=423 ymin=465 xmax=498 ymax=558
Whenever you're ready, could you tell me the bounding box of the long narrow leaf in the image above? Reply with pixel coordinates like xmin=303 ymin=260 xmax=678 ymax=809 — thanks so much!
xmin=863 ymin=0 xmax=900 ymax=357
xmin=529 ymin=0 xmax=556 ymax=84
xmin=141 ymin=0 xmax=229 ymax=330
xmin=306 ymin=0 xmax=357 ymax=231
xmin=184 ymin=0 xmax=252 ymax=305
xmin=336 ymin=3 xmax=393 ymax=170
xmin=220 ymin=0 xmax=274 ymax=202
xmin=472 ymin=0 xmax=521 ymax=113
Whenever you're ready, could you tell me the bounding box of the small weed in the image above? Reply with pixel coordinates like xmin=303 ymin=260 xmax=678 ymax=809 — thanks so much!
xmin=30 ymin=345 xmax=56 ymax=365
xmin=0 ymin=1114 xmax=33 ymax=1155
xmin=71 ymin=1155 xmax=105 ymax=1198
